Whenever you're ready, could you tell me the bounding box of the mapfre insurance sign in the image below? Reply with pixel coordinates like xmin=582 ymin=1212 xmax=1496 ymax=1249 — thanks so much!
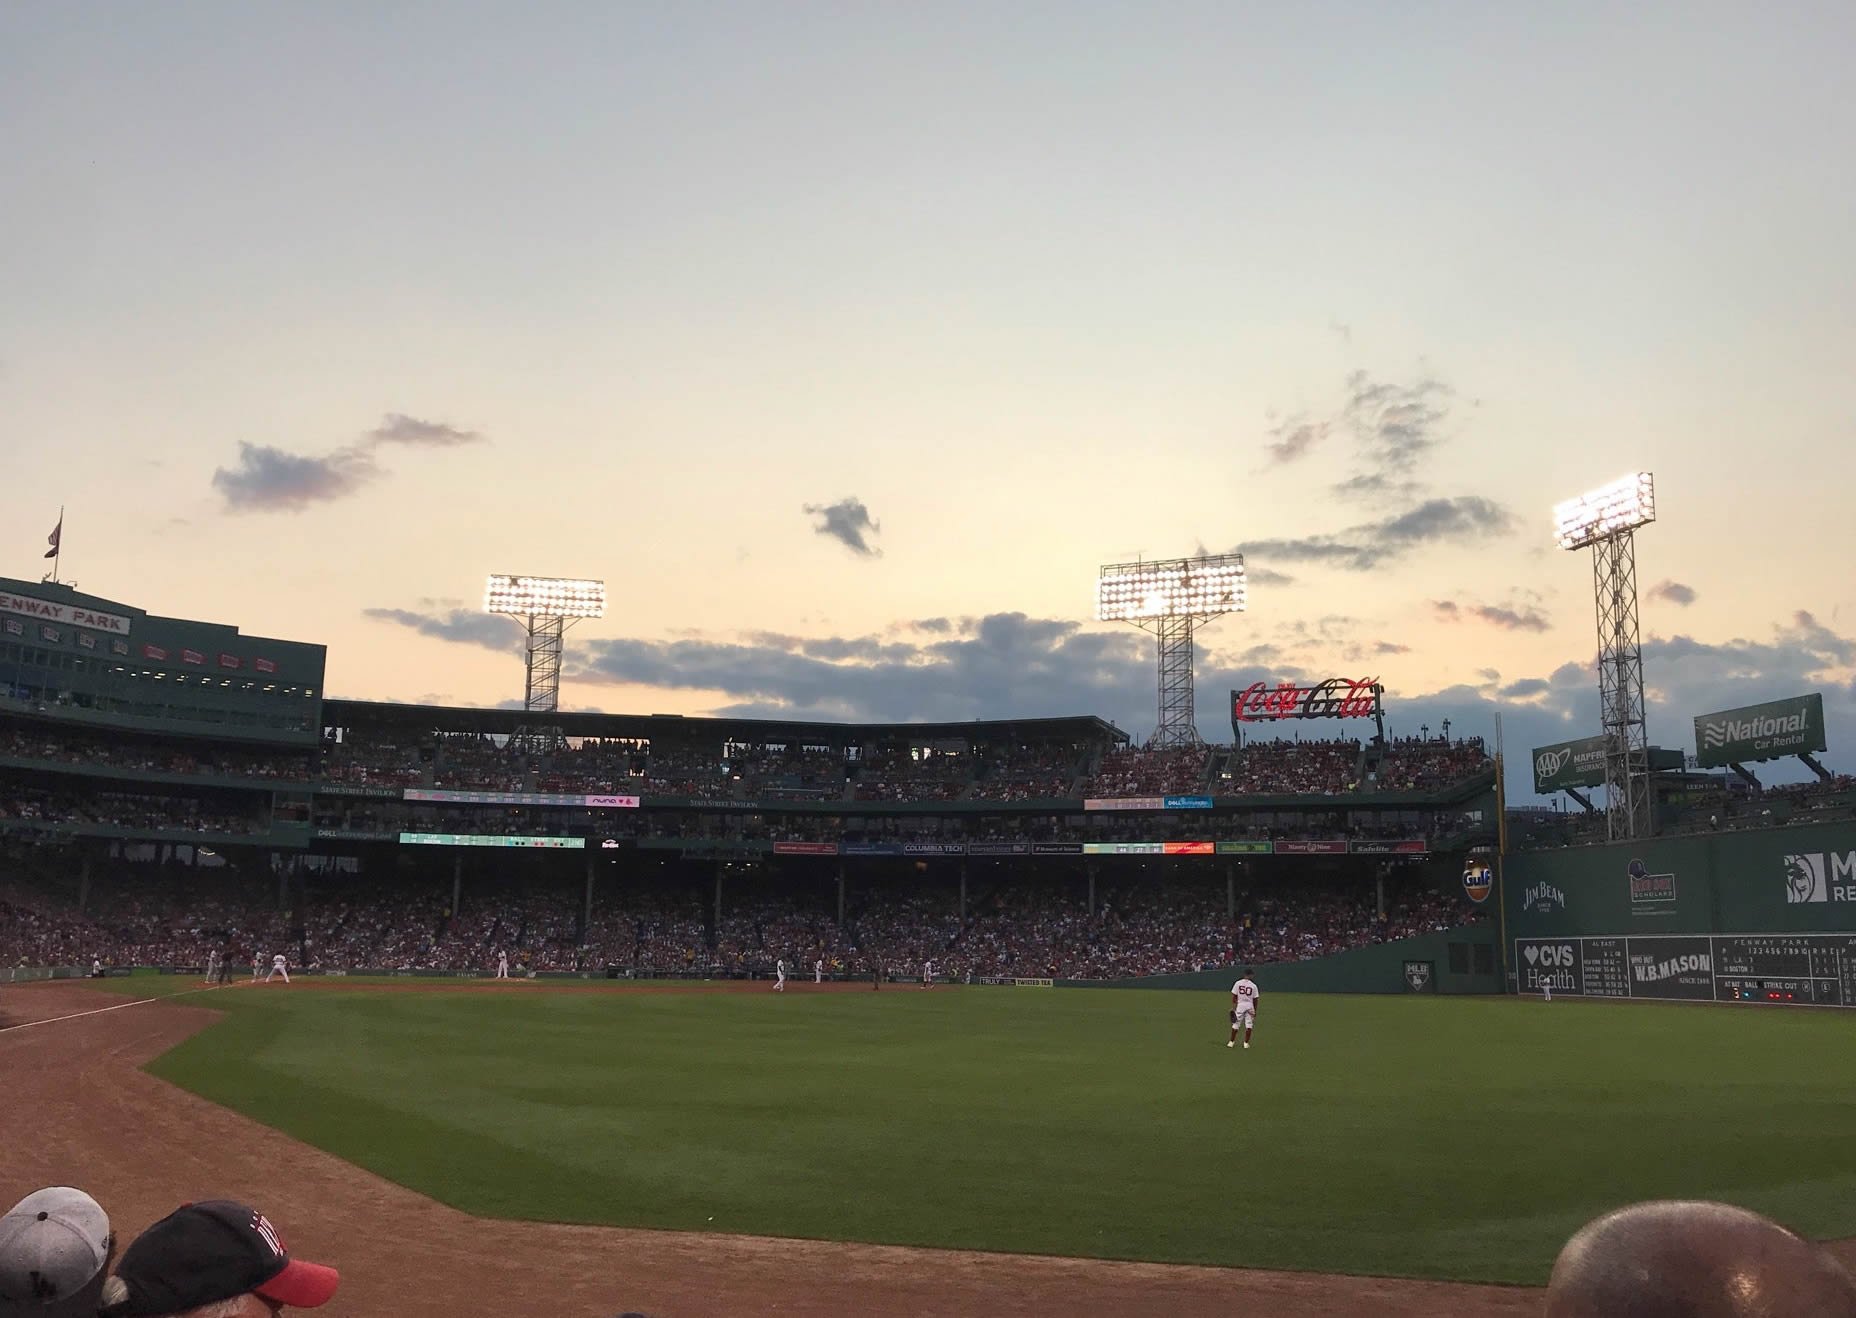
xmin=0 ymin=590 xmax=134 ymax=636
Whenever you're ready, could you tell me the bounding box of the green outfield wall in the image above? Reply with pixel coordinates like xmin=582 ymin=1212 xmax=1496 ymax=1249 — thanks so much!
xmin=1068 ymin=926 xmax=1501 ymax=995
xmin=1503 ymin=821 xmax=1856 ymax=946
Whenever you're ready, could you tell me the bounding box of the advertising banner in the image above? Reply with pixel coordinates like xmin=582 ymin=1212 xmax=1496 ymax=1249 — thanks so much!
xmin=1083 ymin=842 xmax=1164 ymax=855
xmin=1162 ymin=840 xmax=1215 ymax=855
xmin=968 ymin=842 xmax=1029 ymax=856
xmin=398 ymin=833 xmax=585 ymax=849
xmin=901 ymin=842 xmax=967 ymax=856
xmin=1693 ymin=694 xmax=1826 ymax=768
xmin=1352 ymin=839 xmax=1430 ymax=855
xmin=403 ymin=789 xmax=639 ymax=808
xmin=1216 ymin=841 xmax=1273 ymax=855
xmin=1274 ymin=840 xmax=1348 ymax=855
xmin=1032 ymin=842 xmax=1083 ymax=856
xmin=1163 ymin=795 xmax=1214 ymax=810
xmin=1532 ymin=736 xmax=1608 ymax=793
xmin=1231 ymin=676 xmax=1381 ymax=725
xmin=1083 ymin=797 xmax=1164 ymax=811
xmin=842 ymin=842 xmax=904 ymax=856
xmin=772 ymin=842 xmax=837 ymax=856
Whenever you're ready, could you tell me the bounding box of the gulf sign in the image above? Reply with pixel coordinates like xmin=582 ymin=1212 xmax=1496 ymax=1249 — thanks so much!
xmin=1463 ymin=859 xmax=1494 ymax=903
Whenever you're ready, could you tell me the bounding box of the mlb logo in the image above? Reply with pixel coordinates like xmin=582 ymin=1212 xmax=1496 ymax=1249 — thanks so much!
xmin=1784 ymin=854 xmax=1827 ymax=904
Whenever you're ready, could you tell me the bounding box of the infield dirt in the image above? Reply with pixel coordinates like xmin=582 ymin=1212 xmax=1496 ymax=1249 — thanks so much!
xmin=0 ymin=979 xmax=1672 ymax=1316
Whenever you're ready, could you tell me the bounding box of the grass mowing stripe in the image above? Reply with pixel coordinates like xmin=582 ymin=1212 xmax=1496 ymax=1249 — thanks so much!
xmin=142 ymin=986 xmax=1856 ymax=1284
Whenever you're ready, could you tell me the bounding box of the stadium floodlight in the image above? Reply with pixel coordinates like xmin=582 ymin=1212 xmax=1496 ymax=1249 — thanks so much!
xmin=1554 ymin=474 xmax=1656 ymax=841
xmin=1553 ymin=473 xmax=1655 ymax=551
xmin=485 ymin=574 xmax=606 ymax=746
xmin=1096 ymin=554 xmax=1246 ymax=749
xmin=484 ymin=575 xmax=607 ymax=618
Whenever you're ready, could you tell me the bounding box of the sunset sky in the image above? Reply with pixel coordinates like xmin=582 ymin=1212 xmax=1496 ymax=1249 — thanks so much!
xmin=4 ymin=2 xmax=1853 ymax=797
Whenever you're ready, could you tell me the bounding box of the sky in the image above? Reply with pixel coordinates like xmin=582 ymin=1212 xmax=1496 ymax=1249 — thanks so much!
xmin=4 ymin=2 xmax=1854 ymax=801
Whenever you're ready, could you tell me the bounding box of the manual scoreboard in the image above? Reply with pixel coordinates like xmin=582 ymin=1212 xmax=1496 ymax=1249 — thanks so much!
xmin=1515 ymin=933 xmax=1856 ymax=1007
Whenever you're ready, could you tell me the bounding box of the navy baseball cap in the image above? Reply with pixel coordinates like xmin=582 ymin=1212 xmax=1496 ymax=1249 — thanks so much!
xmin=106 ymin=1201 xmax=337 ymax=1314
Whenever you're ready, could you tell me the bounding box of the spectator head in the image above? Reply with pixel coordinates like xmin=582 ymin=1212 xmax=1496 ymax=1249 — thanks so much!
xmin=1545 ymin=1200 xmax=1856 ymax=1318
xmin=0 ymin=1186 xmax=114 ymax=1318
xmin=101 ymin=1201 xmax=337 ymax=1317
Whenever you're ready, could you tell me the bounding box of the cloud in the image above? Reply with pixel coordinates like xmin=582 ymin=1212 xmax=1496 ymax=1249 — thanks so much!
xmin=804 ymin=498 xmax=883 ymax=557
xmin=211 ymin=411 xmax=485 ymax=513
xmin=366 ymin=413 xmax=484 ymax=447
xmin=1435 ymin=597 xmax=1552 ymax=632
xmin=211 ymin=443 xmax=379 ymax=513
xmin=1500 ymin=678 xmax=1552 ymax=699
xmin=363 ymin=607 xmax=526 ymax=655
xmin=1237 ymin=496 xmax=1513 ymax=571
xmin=1649 ymin=580 xmax=1698 ymax=607
xmin=1245 ymin=566 xmax=1296 ymax=588
xmin=1339 ymin=369 xmax=1453 ymax=489
xmin=1374 ymin=642 xmax=1412 ymax=655
xmin=1264 ymin=416 xmax=1328 ymax=465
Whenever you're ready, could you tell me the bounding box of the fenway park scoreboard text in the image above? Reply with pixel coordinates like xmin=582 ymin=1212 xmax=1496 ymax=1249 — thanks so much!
xmin=1516 ymin=933 xmax=1856 ymax=1007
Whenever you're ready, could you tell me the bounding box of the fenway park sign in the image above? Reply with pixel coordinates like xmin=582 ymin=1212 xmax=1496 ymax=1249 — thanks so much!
xmin=1231 ymin=677 xmax=1382 ymax=724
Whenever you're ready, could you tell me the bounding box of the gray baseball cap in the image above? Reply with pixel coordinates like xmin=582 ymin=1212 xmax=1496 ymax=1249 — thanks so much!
xmin=0 ymin=1187 xmax=113 ymax=1318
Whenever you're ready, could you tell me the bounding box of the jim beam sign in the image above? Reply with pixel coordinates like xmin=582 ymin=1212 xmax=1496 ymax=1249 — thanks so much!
xmin=1693 ymin=694 xmax=1826 ymax=769
xmin=0 ymin=589 xmax=133 ymax=637
xmin=1531 ymin=736 xmax=1608 ymax=793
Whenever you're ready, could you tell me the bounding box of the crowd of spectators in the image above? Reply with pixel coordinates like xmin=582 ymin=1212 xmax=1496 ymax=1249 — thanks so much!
xmin=0 ymin=848 xmax=1478 ymax=983
xmin=0 ymin=724 xmax=315 ymax=781
xmin=1371 ymin=735 xmax=1493 ymax=792
xmin=1221 ymin=738 xmax=1361 ymax=794
xmin=0 ymin=787 xmax=268 ymax=836
xmin=1078 ymin=746 xmax=1211 ymax=797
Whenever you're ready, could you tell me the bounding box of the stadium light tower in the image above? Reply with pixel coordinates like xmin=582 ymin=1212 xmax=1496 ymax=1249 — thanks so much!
xmin=485 ymin=574 xmax=606 ymax=748
xmin=1097 ymin=554 xmax=1246 ymax=750
xmin=1554 ymin=474 xmax=1656 ymax=841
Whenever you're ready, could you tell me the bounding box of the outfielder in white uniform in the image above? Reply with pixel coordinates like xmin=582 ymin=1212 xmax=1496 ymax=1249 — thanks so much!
xmin=814 ymin=958 xmax=823 ymax=984
xmin=774 ymin=958 xmax=786 ymax=992
xmin=922 ymin=960 xmax=934 ymax=989
xmin=496 ymin=950 xmax=510 ymax=979
xmin=1228 ymin=971 xmax=1260 ymax=1049
xmin=266 ymin=953 xmax=290 ymax=984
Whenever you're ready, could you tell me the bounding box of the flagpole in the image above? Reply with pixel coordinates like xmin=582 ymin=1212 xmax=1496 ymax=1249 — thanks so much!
xmin=53 ymin=506 xmax=63 ymax=584
xmin=1494 ymin=712 xmax=1511 ymax=994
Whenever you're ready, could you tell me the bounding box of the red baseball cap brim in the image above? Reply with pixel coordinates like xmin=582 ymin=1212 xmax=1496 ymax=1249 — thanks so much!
xmin=255 ymin=1258 xmax=341 ymax=1308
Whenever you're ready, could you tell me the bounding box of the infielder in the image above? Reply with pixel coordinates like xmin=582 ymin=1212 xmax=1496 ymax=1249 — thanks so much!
xmin=265 ymin=952 xmax=290 ymax=984
xmin=202 ymin=951 xmax=218 ymax=986
xmin=496 ymin=950 xmax=510 ymax=980
xmin=1228 ymin=969 xmax=1260 ymax=1049
xmin=250 ymin=954 xmax=262 ymax=982
xmin=814 ymin=958 xmax=823 ymax=985
xmin=922 ymin=960 xmax=934 ymax=989
xmin=774 ymin=958 xmax=786 ymax=992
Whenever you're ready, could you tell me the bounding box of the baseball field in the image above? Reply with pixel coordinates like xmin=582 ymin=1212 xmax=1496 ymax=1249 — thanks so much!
xmin=81 ymin=977 xmax=1856 ymax=1287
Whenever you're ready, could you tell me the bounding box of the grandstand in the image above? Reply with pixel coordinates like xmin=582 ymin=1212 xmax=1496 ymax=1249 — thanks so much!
xmin=1 ymin=576 xmax=1503 ymax=984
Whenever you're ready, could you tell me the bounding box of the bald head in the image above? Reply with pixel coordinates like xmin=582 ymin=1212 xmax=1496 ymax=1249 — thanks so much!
xmin=1546 ymin=1201 xmax=1856 ymax=1318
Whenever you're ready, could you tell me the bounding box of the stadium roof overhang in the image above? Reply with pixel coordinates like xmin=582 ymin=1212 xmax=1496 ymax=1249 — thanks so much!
xmin=321 ymin=700 xmax=1129 ymax=748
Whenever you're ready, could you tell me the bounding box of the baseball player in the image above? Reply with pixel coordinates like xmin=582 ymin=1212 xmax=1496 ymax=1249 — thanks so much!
xmin=814 ymin=958 xmax=823 ymax=985
xmin=496 ymin=950 xmax=510 ymax=979
xmin=216 ymin=945 xmax=234 ymax=986
xmin=1228 ymin=969 xmax=1260 ymax=1049
xmin=265 ymin=952 xmax=290 ymax=984
xmin=203 ymin=951 xmax=218 ymax=985
xmin=251 ymin=953 xmax=262 ymax=982
xmin=91 ymin=957 xmax=102 ymax=979
xmin=774 ymin=958 xmax=787 ymax=992
xmin=922 ymin=959 xmax=934 ymax=989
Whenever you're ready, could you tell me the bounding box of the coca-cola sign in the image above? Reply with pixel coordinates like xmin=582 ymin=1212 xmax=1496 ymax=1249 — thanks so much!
xmin=1231 ymin=677 xmax=1382 ymax=723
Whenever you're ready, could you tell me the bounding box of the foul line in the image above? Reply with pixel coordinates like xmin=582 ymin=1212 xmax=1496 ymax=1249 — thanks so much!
xmin=0 ymin=984 xmax=226 ymax=1035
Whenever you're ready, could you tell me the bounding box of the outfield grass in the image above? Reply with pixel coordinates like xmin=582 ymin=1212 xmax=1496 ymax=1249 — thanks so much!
xmin=133 ymin=982 xmax=1856 ymax=1284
